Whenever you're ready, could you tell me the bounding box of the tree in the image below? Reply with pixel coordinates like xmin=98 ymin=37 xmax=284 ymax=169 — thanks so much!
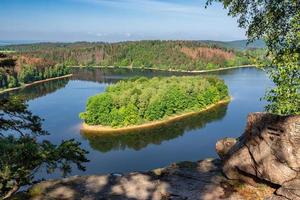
xmin=7 ymin=75 xmax=18 ymax=88
xmin=207 ymin=0 xmax=300 ymax=115
xmin=0 ymin=97 xmax=89 ymax=199
xmin=80 ymin=76 xmax=229 ymax=127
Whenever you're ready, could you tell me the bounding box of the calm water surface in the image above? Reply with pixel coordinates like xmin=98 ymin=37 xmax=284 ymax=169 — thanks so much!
xmin=2 ymin=67 xmax=272 ymax=179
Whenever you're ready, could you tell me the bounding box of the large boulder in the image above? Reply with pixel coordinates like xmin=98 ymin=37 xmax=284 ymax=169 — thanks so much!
xmin=216 ymin=112 xmax=300 ymax=200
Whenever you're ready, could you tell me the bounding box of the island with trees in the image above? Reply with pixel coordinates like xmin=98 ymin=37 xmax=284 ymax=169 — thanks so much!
xmin=80 ymin=76 xmax=230 ymax=131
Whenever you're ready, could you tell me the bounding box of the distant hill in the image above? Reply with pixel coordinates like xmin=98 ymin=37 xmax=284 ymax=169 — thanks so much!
xmin=0 ymin=39 xmax=265 ymax=49
xmin=0 ymin=40 xmax=268 ymax=72
xmin=222 ymin=39 xmax=266 ymax=50
xmin=0 ymin=40 xmax=42 ymax=46
xmin=198 ymin=39 xmax=265 ymax=50
xmin=0 ymin=40 xmax=258 ymax=71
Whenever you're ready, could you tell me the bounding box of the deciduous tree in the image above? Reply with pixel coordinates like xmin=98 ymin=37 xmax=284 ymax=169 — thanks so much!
xmin=0 ymin=97 xmax=88 ymax=199
xmin=207 ymin=0 xmax=300 ymax=114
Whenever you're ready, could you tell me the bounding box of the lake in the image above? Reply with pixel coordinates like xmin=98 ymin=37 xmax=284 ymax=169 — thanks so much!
xmin=1 ymin=67 xmax=272 ymax=179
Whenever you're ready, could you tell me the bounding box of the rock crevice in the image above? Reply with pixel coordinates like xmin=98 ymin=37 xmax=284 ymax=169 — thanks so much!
xmin=216 ymin=112 xmax=300 ymax=200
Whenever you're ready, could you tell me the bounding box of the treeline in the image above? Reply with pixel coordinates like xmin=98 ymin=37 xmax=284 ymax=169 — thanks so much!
xmin=0 ymin=53 xmax=69 ymax=90
xmin=1 ymin=41 xmax=262 ymax=71
xmin=80 ymin=76 xmax=229 ymax=127
xmin=18 ymin=64 xmax=69 ymax=84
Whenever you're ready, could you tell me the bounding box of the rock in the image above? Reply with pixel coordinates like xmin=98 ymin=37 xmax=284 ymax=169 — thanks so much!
xmin=266 ymin=195 xmax=290 ymax=200
xmin=27 ymin=159 xmax=275 ymax=200
xmin=151 ymin=168 xmax=166 ymax=176
xmin=216 ymin=137 xmax=237 ymax=160
xmin=218 ymin=112 xmax=300 ymax=200
xmin=276 ymin=176 xmax=300 ymax=200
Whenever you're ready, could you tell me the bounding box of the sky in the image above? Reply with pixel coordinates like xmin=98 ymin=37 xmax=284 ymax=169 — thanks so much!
xmin=0 ymin=0 xmax=246 ymax=42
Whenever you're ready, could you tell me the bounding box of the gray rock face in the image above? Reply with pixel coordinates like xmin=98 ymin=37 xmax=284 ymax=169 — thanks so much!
xmin=215 ymin=137 xmax=237 ymax=160
xmin=217 ymin=112 xmax=300 ymax=200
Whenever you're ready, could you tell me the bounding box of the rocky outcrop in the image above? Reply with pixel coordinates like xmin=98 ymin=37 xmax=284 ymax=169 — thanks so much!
xmin=20 ymin=112 xmax=298 ymax=200
xmin=25 ymin=159 xmax=274 ymax=200
xmin=216 ymin=112 xmax=300 ymax=200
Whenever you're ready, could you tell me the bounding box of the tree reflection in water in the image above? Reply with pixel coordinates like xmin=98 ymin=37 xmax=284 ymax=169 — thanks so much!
xmin=71 ymin=67 xmax=196 ymax=84
xmin=70 ymin=66 xmax=244 ymax=85
xmin=0 ymin=77 xmax=70 ymax=101
xmin=81 ymin=102 xmax=228 ymax=152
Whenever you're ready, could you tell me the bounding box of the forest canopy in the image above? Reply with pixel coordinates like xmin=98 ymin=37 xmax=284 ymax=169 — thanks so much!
xmin=1 ymin=40 xmax=265 ymax=71
xmin=0 ymin=53 xmax=70 ymax=90
xmin=80 ymin=76 xmax=229 ymax=127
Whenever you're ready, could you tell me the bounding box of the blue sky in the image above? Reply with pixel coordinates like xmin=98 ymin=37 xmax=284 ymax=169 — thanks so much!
xmin=0 ymin=0 xmax=246 ymax=42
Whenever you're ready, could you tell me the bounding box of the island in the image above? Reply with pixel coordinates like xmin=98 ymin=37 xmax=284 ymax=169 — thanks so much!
xmin=80 ymin=76 xmax=230 ymax=132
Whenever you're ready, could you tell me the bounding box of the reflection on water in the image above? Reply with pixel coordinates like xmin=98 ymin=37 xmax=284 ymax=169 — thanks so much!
xmin=0 ymin=67 xmax=254 ymax=101
xmin=0 ymin=67 xmax=272 ymax=176
xmin=82 ymin=103 xmax=228 ymax=152
xmin=0 ymin=77 xmax=70 ymax=101
xmin=71 ymin=67 xmax=197 ymax=84
xmin=71 ymin=66 xmax=254 ymax=84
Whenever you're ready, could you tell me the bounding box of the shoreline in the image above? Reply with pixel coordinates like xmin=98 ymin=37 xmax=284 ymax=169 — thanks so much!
xmin=81 ymin=98 xmax=231 ymax=134
xmin=0 ymin=65 xmax=257 ymax=95
xmin=71 ymin=64 xmax=257 ymax=74
xmin=0 ymin=74 xmax=73 ymax=95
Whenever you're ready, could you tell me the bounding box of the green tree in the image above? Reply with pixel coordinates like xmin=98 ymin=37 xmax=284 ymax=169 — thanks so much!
xmin=80 ymin=94 xmax=113 ymax=125
xmin=18 ymin=66 xmax=35 ymax=84
xmin=0 ymin=97 xmax=88 ymax=199
xmin=7 ymin=75 xmax=18 ymax=88
xmin=80 ymin=76 xmax=229 ymax=127
xmin=207 ymin=0 xmax=300 ymax=114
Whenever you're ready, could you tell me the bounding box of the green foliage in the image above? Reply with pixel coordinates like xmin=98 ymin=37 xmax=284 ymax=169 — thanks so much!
xmin=264 ymin=11 xmax=300 ymax=115
xmin=207 ymin=0 xmax=300 ymax=115
xmin=80 ymin=76 xmax=229 ymax=127
xmin=18 ymin=65 xmax=37 ymax=84
xmin=0 ymin=97 xmax=88 ymax=199
xmin=6 ymin=75 xmax=18 ymax=88
xmin=79 ymin=94 xmax=113 ymax=125
xmin=0 ymin=54 xmax=70 ymax=90
xmin=0 ymin=56 xmax=19 ymax=89
xmin=18 ymin=64 xmax=70 ymax=84
xmin=1 ymin=41 xmax=259 ymax=71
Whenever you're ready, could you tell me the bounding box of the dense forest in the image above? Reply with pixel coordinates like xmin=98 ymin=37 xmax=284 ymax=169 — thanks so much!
xmin=0 ymin=53 xmax=69 ymax=90
xmin=1 ymin=40 xmax=266 ymax=71
xmin=80 ymin=76 xmax=229 ymax=127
